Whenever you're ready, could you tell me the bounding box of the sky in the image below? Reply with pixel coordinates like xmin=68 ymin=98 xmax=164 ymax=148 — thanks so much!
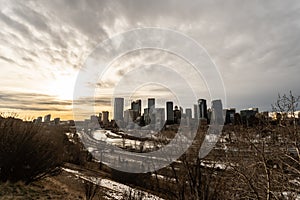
xmin=0 ymin=0 xmax=300 ymax=120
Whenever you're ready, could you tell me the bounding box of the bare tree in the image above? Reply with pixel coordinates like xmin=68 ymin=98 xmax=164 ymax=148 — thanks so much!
xmin=219 ymin=92 xmax=300 ymax=199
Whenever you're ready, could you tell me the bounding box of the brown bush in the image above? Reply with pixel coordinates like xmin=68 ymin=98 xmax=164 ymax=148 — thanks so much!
xmin=0 ymin=117 xmax=64 ymax=184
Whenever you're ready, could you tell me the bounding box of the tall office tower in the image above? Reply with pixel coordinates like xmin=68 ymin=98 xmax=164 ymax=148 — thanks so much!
xmin=174 ymin=106 xmax=181 ymax=124
xmin=148 ymin=98 xmax=155 ymax=111
xmin=131 ymin=99 xmax=142 ymax=116
xmin=225 ymin=108 xmax=236 ymax=124
xmin=186 ymin=108 xmax=192 ymax=119
xmin=198 ymin=99 xmax=208 ymax=119
xmin=166 ymin=101 xmax=174 ymax=124
xmin=240 ymin=108 xmax=259 ymax=126
xmin=114 ymin=98 xmax=124 ymax=121
xmin=194 ymin=104 xmax=199 ymax=120
xmin=123 ymin=110 xmax=130 ymax=125
xmin=144 ymin=108 xmax=151 ymax=125
xmin=129 ymin=109 xmax=139 ymax=121
xmin=155 ymin=108 xmax=165 ymax=129
xmin=211 ymin=100 xmax=224 ymax=125
xmin=98 ymin=113 xmax=102 ymax=122
xmin=44 ymin=114 xmax=51 ymax=123
xmin=102 ymin=111 xmax=109 ymax=125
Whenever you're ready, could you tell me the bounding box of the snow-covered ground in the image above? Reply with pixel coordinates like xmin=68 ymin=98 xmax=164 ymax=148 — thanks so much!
xmin=92 ymin=130 xmax=159 ymax=151
xmin=62 ymin=168 xmax=163 ymax=200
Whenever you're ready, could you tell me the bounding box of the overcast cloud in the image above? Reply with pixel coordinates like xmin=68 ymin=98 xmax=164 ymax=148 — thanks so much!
xmin=0 ymin=0 xmax=300 ymax=119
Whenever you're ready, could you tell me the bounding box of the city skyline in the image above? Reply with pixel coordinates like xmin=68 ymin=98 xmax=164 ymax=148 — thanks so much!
xmin=18 ymin=94 xmax=300 ymax=122
xmin=1 ymin=1 xmax=300 ymax=120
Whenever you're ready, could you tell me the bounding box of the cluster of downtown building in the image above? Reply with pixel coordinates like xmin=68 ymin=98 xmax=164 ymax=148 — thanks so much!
xmin=33 ymin=114 xmax=61 ymax=125
xmin=110 ymin=97 xmax=269 ymax=129
xmin=33 ymin=114 xmax=75 ymax=127
xmin=99 ymin=98 xmax=230 ymax=130
xmin=31 ymin=98 xmax=273 ymax=128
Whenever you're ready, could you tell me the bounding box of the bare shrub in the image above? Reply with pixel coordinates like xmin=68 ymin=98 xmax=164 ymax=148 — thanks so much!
xmin=83 ymin=180 xmax=101 ymax=200
xmin=0 ymin=117 xmax=64 ymax=184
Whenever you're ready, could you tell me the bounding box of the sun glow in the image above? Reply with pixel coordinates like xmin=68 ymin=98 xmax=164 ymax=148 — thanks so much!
xmin=47 ymin=69 xmax=78 ymax=101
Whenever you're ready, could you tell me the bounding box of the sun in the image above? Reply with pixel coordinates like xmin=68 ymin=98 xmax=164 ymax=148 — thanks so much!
xmin=47 ymin=70 xmax=78 ymax=101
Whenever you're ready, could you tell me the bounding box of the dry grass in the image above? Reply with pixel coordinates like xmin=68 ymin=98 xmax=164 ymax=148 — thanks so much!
xmin=0 ymin=172 xmax=85 ymax=200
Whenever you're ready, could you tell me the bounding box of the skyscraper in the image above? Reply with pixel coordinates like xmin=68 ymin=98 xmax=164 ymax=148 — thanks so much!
xmin=144 ymin=108 xmax=151 ymax=125
xmin=194 ymin=104 xmax=199 ymax=119
xmin=166 ymin=101 xmax=174 ymax=124
xmin=155 ymin=108 xmax=165 ymax=129
xmin=185 ymin=108 xmax=192 ymax=119
xmin=102 ymin=111 xmax=109 ymax=125
xmin=114 ymin=98 xmax=124 ymax=121
xmin=174 ymin=106 xmax=181 ymax=124
xmin=131 ymin=99 xmax=142 ymax=116
xmin=225 ymin=108 xmax=236 ymax=124
xmin=148 ymin=98 xmax=155 ymax=111
xmin=124 ymin=110 xmax=130 ymax=125
xmin=211 ymin=100 xmax=224 ymax=125
xmin=198 ymin=99 xmax=208 ymax=120
xmin=240 ymin=108 xmax=259 ymax=126
xmin=98 ymin=113 xmax=102 ymax=122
